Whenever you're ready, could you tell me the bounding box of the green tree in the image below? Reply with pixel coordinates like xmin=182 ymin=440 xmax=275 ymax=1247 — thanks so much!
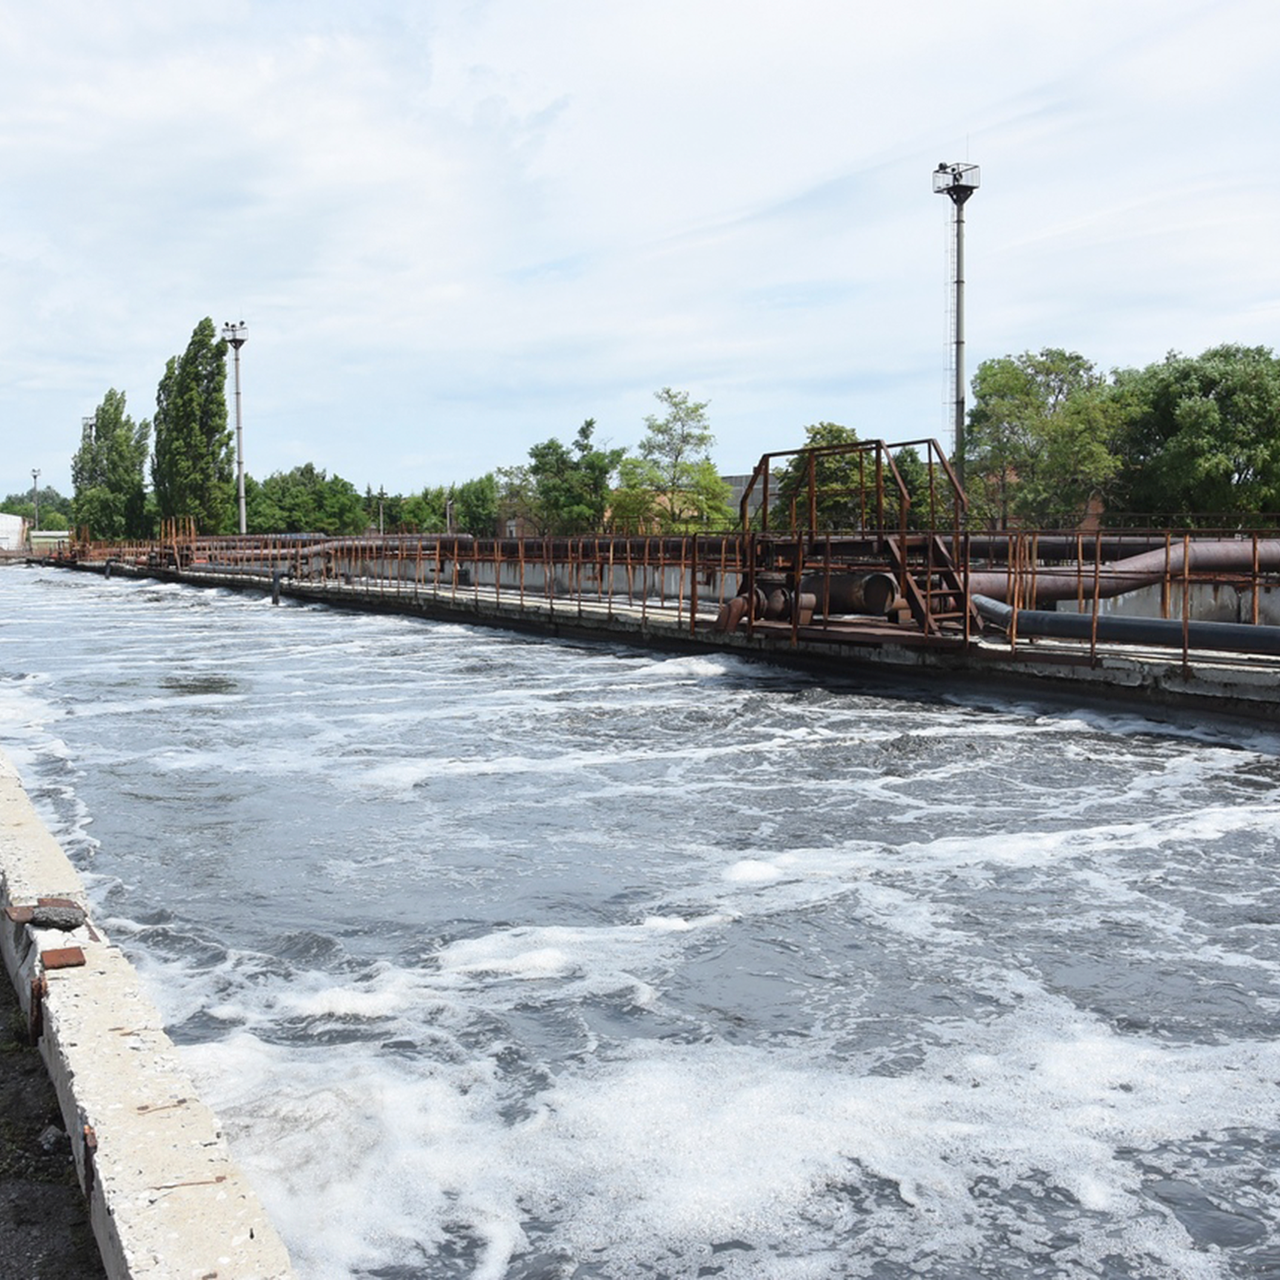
xmin=246 ymin=465 xmax=366 ymax=534
xmin=890 ymin=446 xmax=933 ymax=529
xmin=609 ymin=459 xmax=660 ymax=533
xmin=495 ymin=464 xmax=536 ymax=533
xmin=1110 ymin=344 xmax=1280 ymax=522
xmin=362 ymin=485 xmax=397 ymax=533
xmin=627 ymin=388 xmax=731 ymax=529
xmin=401 ymin=486 xmax=451 ymax=532
xmin=453 ymin=473 xmax=498 ymax=536
xmin=2 ymin=486 xmax=73 ymax=527
xmin=363 ymin=486 xmax=441 ymax=532
xmin=681 ymin=459 xmax=735 ymax=529
xmin=517 ymin=419 xmax=626 ymax=535
xmin=151 ymin=318 xmax=232 ymax=531
xmin=966 ymin=349 xmax=1118 ymax=527
xmin=70 ymin=389 xmax=151 ymax=538
xmin=771 ymin=422 xmax=868 ymax=529
xmin=1030 ymin=387 xmax=1126 ymax=524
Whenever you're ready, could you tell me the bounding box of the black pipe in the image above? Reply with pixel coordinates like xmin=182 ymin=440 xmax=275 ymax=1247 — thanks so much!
xmin=973 ymin=595 xmax=1280 ymax=657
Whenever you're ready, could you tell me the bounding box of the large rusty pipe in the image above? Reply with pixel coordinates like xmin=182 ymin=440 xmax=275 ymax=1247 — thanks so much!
xmin=766 ymin=589 xmax=817 ymax=624
xmin=715 ymin=572 xmax=899 ymax=630
xmin=970 ymin=540 xmax=1280 ymax=605
xmin=714 ymin=587 xmax=769 ymax=632
xmin=798 ymin=571 xmax=899 ymax=617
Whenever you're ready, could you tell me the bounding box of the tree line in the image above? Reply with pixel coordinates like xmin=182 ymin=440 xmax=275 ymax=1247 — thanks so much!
xmin=6 ymin=322 xmax=1277 ymax=537
xmin=766 ymin=343 xmax=1280 ymax=532
xmin=965 ymin=343 xmax=1280 ymax=527
xmin=16 ymin=318 xmax=740 ymax=540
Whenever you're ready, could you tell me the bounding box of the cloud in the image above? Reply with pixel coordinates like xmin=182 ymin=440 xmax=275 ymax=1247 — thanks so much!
xmin=2 ymin=0 xmax=1277 ymax=501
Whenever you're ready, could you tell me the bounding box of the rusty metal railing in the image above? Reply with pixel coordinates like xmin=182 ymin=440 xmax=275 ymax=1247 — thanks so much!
xmin=50 ymin=513 xmax=1280 ymax=662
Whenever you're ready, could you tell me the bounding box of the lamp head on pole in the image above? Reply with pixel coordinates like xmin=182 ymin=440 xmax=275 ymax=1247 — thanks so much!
xmin=932 ymin=161 xmax=980 ymax=206
xmin=222 ymin=320 xmax=248 ymax=350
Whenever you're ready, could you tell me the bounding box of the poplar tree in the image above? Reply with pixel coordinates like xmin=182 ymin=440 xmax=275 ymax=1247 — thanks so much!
xmin=150 ymin=318 xmax=233 ymax=531
xmin=70 ymin=388 xmax=151 ymax=537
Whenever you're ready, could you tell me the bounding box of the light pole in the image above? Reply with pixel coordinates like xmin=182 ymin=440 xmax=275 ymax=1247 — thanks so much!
xmin=222 ymin=321 xmax=248 ymax=534
xmin=933 ymin=161 xmax=980 ymax=492
xmin=31 ymin=469 xmax=40 ymax=534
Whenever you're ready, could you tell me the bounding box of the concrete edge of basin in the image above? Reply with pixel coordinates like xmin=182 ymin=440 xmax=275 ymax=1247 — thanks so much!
xmin=0 ymin=751 xmax=295 ymax=1280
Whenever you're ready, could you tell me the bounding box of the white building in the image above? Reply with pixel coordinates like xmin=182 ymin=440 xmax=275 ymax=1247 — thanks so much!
xmin=0 ymin=513 xmax=25 ymax=552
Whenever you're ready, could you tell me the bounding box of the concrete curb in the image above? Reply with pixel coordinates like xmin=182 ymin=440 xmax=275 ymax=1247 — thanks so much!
xmin=0 ymin=751 xmax=295 ymax=1279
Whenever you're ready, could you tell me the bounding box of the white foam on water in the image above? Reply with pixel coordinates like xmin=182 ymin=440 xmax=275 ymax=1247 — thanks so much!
xmin=354 ymin=730 xmax=842 ymax=788
xmin=433 ymin=915 xmax=732 ymax=1009
xmin=853 ymin=881 xmax=967 ymax=944
xmin=178 ymin=974 xmax=1274 ymax=1280
xmin=628 ymin=653 xmax=745 ymax=682
xmin=6 ymin=567 xmax=1279 ymax=1278
xmin=0 ymin=671 xmax=62 ymax=731
xmin=183 ymin=1031 xmax=511 ymax=1280
xmin=887 ymin=798 xmax=1280 ymax=875
xmin=530 ymin=998 xmax=1270 ymax=1273
xmin=723 ymin=858 xmax=787 ymax=885
xmin=276 ymin=964 xmax=431 ymax=1022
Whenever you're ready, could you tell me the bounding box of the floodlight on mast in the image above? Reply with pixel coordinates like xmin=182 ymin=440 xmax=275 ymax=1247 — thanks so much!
xmin=933 ymin=162 xmax=980 ymax=490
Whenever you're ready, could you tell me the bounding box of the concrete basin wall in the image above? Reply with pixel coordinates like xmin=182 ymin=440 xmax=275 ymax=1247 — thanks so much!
xmin=0 ymin=751 xmax=294 ymax=1280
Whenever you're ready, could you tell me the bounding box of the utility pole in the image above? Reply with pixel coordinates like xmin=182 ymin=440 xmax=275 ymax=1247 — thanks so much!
xmin=933 ymin=161 xmax=980 ymax=492
xmin=222 ymin=321 xmax=248 ymax=534
xmin=31 ymin=469 xmax=40 ymax=533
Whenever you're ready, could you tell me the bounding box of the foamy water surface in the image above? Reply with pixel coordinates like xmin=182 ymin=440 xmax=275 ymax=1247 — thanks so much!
xmin=1 ymin=565 xmax=1278 ymax=1279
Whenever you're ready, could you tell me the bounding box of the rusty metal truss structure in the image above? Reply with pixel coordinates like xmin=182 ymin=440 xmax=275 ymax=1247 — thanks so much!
xmin=45 ymin=439 xmax=1280 ymax=668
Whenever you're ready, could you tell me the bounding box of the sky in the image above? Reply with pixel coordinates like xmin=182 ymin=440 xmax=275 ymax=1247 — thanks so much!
xmin=2 ymin=0 xmax=1278 ymax=503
